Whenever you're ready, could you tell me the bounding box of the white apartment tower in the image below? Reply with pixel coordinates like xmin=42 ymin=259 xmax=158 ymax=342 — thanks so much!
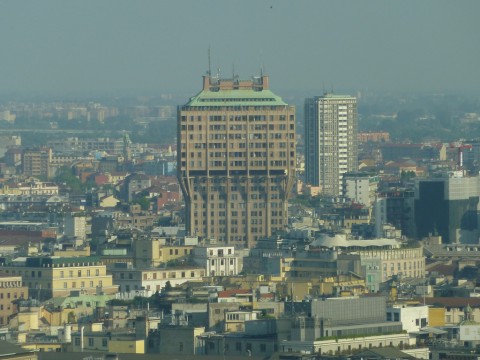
xmin=305 ymin=94 xmax=358 ymax=196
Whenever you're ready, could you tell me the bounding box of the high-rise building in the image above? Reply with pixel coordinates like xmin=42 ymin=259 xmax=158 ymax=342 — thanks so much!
xmin=178 ymin=74 xmax=296 ymax=248
xmin=305 ymin=94 xmax=358 ymax=196
xmin=415 ymin=173 xmax=480 ymax=243
xmin=22 ymin=147 xmax=53 ymax=179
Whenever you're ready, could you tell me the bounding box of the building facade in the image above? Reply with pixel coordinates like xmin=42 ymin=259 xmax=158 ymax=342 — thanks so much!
xmin=109 ymin=264 xmax=205 ymax=293
xmin=343 ymin=172 xmax=379 ymax=207
xmin=305 ymin=94 xmax=358 ymax=196
xmin=178 ymin=74 xmax=296 ymax=248
xmin=415 ymin=174 xmax=480 ymax=244
xmin=22 ymin=147 xmax=53 ymax=179
xmin=0 ymin=256 xmax=117 ymax=301
xmin=0 ymin=275 xmax=28 ymax=325
xmin=134 ymin=238 xmax=193 ymax=269
xmin=192 ymin=245 xmax=242 ymax=276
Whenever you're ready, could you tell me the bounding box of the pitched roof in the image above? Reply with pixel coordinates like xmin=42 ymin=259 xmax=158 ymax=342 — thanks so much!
xmin=185 ymin=88 xmax=287 ymax=107
xmin=421 ymin=297 xmax=480 ymax=308
xmin=353 ymin=346 xmax=416 ymax=359
xmin=0 ymin=339 xmax=35 ymax=356
xmin=218 ymin=289 xmax=252 ymax=298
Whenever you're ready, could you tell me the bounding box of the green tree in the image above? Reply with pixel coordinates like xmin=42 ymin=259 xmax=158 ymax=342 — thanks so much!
xmin=133 ymin=197 xmax=150 ymax=211
xmin=54 ymin=166 xmax=84 ymax=193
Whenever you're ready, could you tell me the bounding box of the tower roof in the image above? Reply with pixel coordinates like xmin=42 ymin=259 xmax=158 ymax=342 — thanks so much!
xmin=183 ymin=75 xmax=288 ymax=107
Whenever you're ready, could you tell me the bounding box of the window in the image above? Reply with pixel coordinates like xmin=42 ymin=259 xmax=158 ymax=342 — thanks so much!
xmin=236 ymin=342 xmax=242 ymax=351
xmin=102 ymin=339 xmax=108 ymax=347
xmin=260 ymin=344 xmax=267 ymax=352
xmin=88 ymin=338 xmax=94 ymax=347
xmin=95 ymin=269 xmax=99 ymax=276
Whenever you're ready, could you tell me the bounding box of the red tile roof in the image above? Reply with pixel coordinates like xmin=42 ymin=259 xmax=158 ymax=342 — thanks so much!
xmin=218 ymin=289 xmax=252 ymax=298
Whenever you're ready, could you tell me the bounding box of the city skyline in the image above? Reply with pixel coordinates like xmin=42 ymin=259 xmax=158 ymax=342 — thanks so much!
xmin=0 ymin=1 xmax=479 ymax=97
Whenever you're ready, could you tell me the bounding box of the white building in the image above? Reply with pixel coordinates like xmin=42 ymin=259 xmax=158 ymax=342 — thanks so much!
xmin=305 ymin=94 xmax=358 ymax=196
xmin=192 ymin=246 xmax=242 ymax=276
xmin=387 ymin=304 xmax=429 ymax=333
xmin=109 ymin=264 xmax=205 ymax=293
xmin=343 ymin=173 xmax=378 ymax=207
xmin=374 ymin=197 xmax=388 ymax=238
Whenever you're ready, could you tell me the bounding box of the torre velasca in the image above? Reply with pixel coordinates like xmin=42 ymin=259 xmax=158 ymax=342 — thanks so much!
xmin=305 ymin=94 xmax=358 ymax=196
xmin=177 ymin=74 xmax=296 ymax=248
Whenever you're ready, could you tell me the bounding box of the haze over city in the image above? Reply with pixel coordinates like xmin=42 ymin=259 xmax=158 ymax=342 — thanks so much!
xmin=1 ymin=0 xmax=479 ymax=96
xmin=3 ymin=2 xmax=480 ymax=360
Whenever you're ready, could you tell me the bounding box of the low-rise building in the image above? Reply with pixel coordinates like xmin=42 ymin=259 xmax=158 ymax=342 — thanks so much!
xmin=193 ymin=245 xmax=242 ymax=276
xmin=134 ymin=238 xmax=193 ymax=268
xmin=387 ymin=304 xmax=429 ymax=333
xmin=0 ymin=256 xmax=117 ymax=301
xmin=0 ymin=275 xmax=28 ymax=325
xmin=225 ymin=310 xmax=260 ymax=332
xmin=109 ymin=263 xmax=205 ymax=293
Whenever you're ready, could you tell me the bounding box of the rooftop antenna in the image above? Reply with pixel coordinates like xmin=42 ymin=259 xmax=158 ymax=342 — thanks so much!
xmin=232 ymin=62 xmax=235 ymax=80
xmin=331 ymin=83 xmax=334 ymax=94
xmin=207 ymin=47 xmax=211 ymax=76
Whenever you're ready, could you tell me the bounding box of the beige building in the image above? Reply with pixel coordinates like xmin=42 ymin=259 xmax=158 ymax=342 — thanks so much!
xmin=22 ymin=147 xmax=53 ymax=179
xmin=109 ymin=264 xmax=205 ymax=293
xmin=134 ymin=238 xmax=193 ymax=268
xmin=0 ymin=181 xmax=58 ymax=196
xmin=225 ymin=310 xmax=260 ymax=332
xmin=0 ymin=256 xmax=117 ymax=301
xmin=360 ymin=246 xmax=425 ymax=282
xmin=178 ymin=74 xmax=296 ymax=248
xmin=151 ymin=326 xmax=205 ymax=355
xmin=0 ymin=275 xmax=28 ymax=325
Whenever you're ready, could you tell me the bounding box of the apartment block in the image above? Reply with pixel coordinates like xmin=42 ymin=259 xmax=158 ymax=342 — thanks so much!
xmin=305 ymin=94 xmax=358 ymax=196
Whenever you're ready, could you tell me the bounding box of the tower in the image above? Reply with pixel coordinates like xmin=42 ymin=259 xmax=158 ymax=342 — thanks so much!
xmin=177 ymin=73 xmax=296 ymax=248
xmin=305 ymin=93 xmax=358 ymax=196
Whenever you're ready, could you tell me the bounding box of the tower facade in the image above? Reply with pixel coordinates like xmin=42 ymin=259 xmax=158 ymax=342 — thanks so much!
xmin=305 ymin=94 xmax=358 ymax=196
xmin=178 ymin=75 xmax=296 ymax=248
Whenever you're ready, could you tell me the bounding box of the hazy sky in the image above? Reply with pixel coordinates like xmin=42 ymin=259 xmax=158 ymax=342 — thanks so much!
xmin=1 ymin=1 xmax=479 ymax=96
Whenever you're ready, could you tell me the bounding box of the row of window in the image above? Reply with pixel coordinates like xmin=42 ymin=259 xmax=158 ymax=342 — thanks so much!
xmin=63 ymin=281 xmax=102 ymax=289
xmin=140 ymin=271 xmax=204 ymax=280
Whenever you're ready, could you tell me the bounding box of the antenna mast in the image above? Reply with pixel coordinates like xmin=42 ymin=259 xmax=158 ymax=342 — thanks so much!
xmin=208 ymin=47 xmax=211 ymax=76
